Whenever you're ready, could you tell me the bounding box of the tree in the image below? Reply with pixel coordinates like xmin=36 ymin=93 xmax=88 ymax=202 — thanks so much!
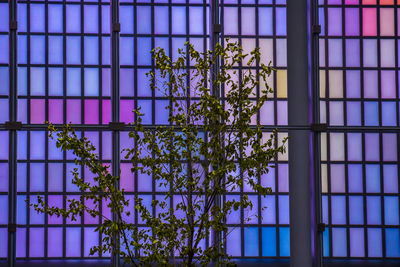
xmin=32 ymin=40 xmax=287 ymax=266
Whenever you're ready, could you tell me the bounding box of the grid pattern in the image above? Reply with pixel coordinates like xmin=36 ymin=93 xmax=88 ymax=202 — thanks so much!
xmin=221 ymin=0 xmax=289 ymax=258
xmin=319 ymin=0 xmax=400 ymax=258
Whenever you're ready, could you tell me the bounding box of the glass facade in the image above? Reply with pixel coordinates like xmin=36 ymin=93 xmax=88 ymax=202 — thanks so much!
xmin=0 ymin=0 xmax=399 ymax=263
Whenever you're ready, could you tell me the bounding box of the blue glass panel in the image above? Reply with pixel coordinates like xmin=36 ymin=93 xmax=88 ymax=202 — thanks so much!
xmin=120 ymin=6 xmax=134 ymax=34
xmin=155 ymin=100 xmax=169 ymax=124
xmin=0 ymin=195 xmax=7 ymax=224
xmin=261 ymin=195 xmax=276 ymax=224
xmin=349 ymin=196 xmax=363 ymax=224
xmin=279 ymin=227 xmax=290 ymax=256
xmin=322 ymin=195 xmax=328 ymax=223
xmin=366 ymin=164 xmax=380 ymax=193
xmin=17 ymin=163 xmax=27 ymax=194
xmin=0 ymin=4 xmax=8 ymax=32
xmin=323 ymin=229 xmax=329 ymax=257
xmin=30 ymin=195 xmax=44 ymax=224
xmin=30 ymin=163 xmax=45 ymax=192
xmin=67 ymin=68 xmax=81 ymax=96
xmin=17 ymin=4 xmax=27 ymax=32
xmin=332 ymin=228 xmax=347 ymax=257
xmin=138 ymin=195 xmax=152 ymax=224
xmin=0 ymin=35 xmax=8 ymax=64
xmin=84 ymin=5 xmax=98 ymax=33
xmin=368 ymin=228 xmax=382 ymax=257
xmin=48 ymin=36 xmax=63 ymax=64
xmin=84 ymin=37 xmax=99 ymax=65
xmin=227 ymin=227 xmax=241 ymax=256
xmin=384 ymin=196 xmax=399 ymax=225
xmin=17 ymin=195 xmax=26 ymax=224
xmin=367 ymin=196 xmax=381 ymax=225
xmin=100 ymin=37 xmax=110 ymax=65
xmin=66 ymin=5 xmax=81 ymax=33
xmin=382 ymin=102 xmax=396 ymax=126
xmin=348 ymin=164 xmax=363 ymax=193
xmin=350 ymin=228 xmax=364 ymax=257
xmin=137 ymin=69 xmax=151 ymax=96
xmin=84 ymin=68 xmax=99 ymax=96
xmin=48 ymin=4 xmax=63 ymax=33
xmin=49 ymin=68 xmax=63 ymax=96
xmin=244 ymin=227 xmax=259 ymax=256
xmin=17 ymin=35 xmax=27 ymax=64
xmin=16 ymin=228 xmax=26 ymax=258
xmin=172 ymin=7 xmax=186 ymax=34
xmin=383 ymin=165 xmax=398 ymax=193
xmin=67 ymin=36 xmax=81 ymax=64
xmin=30 ymin=67 xmax=45 ymax=96
xmin=101 ymin=5 xmax=110 ymax=34
xmin=276 ymin=8 xmax=286 ymax=35
xmin=365 ymin=133 xmax=379 ymax=161
xmin=319 ymin=7 xmax=325 ymax=36
xmin=84 ymin=228 xmax=98 ymax=257
xmin=347 ymin=133 xmax=362 ymax=161
xmin=345 ymin=39 xmax=360 ymax=67
xmin=331 ymin=196 xmax=346 ymax=225
xmin=120 ymin=37 xmax=134 ymax=65
xmin=154 ymin=7 xmax=169 ymax=34
xmin=385 ymin=229 xmax=400 ymax=257
xmin=259 ymin=8 xmax=273 ymax=35
xmin=17 ymin=131 xmax=27 ymax=159
xmin=138 ymin=100 xmax=152 ymax=125
xmin=66 ymin=228 xmax=81 ymax=257
xmin=0 ymin=99 xmax=8 ymax=123
xmin=137 ymin=6 xmax=151 ymax=34
xmin=346 ymin=102 xmax=361 ymax=125
xmin=30 ymin=4 xmax=45 ymax=32
xmin=66 ymin=163 xmax=80 ymax=192
xmin=226 ymin=195 xmax=240 ymax=224
xmin=278 ymin=195 xmax=289 ymax=224
xmin=48 ymin=136 xmax=63 ymax=160
xmin=189 ymin=7 xmax=203 ymax=34
xmin=0 ymin=67 xmax=8 ymax=95
xmin=30 ymin=131 xmax=45 ymax=160
xmin=262 ymin=227 xmax=276 ymax=256
xmin=120 ymin=68 xmax=134 ymax=96
xmin=48 ymin=163 xmax=63 ymax=192
xmin=0 ymin=228 xmax=6 ymax=257
xmin=382 ymin=133 xmax=397 ymax=161
xmin=137 ymin=38 xmax=152 ymax=66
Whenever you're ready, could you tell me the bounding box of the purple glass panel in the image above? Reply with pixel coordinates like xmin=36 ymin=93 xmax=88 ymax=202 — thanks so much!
xmin=84 ymin=100 xmax=99 ymax=124
xmin=367 ymin=196 xmax=381 ymax=224
xmin=31 ymin=36 xmax=45 ymax=64
xmin=49 ymin=99 xmax=64 ymax=124
xmin=84 ymin=228 xmax=99 ymax=257
xmin=66 ymin=5 xmax=81 ymax=33
xmin=48 ymin=196 xmax=63 ymax=224
xmin=260 ymin=101 xmax=274 ymax=125
xmin=84 ymin=5 xmax=98 ymax=33
xmin=30 ymin=131 xmax=45 ymax=160
xmin=30 ymin=99 xmax=45 ymax=124
xmin=17 ymin=195 xmax=26 ymax=224
xmin=0 ymin=67 xmax=9 ymax=95
xmin=346 ymin=71 xmax=360 ymax=98
xmin=138 ymin=100 xmax=152 ymax=124
xmin=345 ymin=40 xmax=360 ymax=67
xmin=102 ymin=132 xmax=112 ymax=160
xmin=29 ymin=228 xmax=44 ymax=257
xmin=276 ymin=8 xmax=286 ymax=35
xmin=66 ymin=228 xmax=81 ymax=257
xmin=328 ymin=8 xmax=342 ymax=35
xmin=331 ymin=164 xmax=345 ymax=193
xmin=120 ymin=69 xmax=134 ymax=96
xmin=30 ymin=163 xmax=45 ymax=192
xmin=120 ymin=163 xmax=134 ymax=192
xmin=366 ymin=164 xmax=380 ymax=193
xmin=383 ymin=165 xmax=398 ymax=193
xmin=331 ymin=196 xmax=346 ymax=224
xmin=348 ymin=164 xmax=363 ymax=193
xmin=259 ymin=8 xmax=273 ymax=35
xmin=16 ymin=228 xmax=26 ymax=258
xmin=48 ymin=4 xmax=63 ymax=33
xmin=66 ymin=196 xmax=81 ymax=224
xmin=0 ymin=196 xmax=7 ymax=224
xmin=381 ymin=71 xmax=396 ymax=98
xmin=278 ymin=164 xmax=288 ymax=192
xmin=368 ymin=228 xmax=382 ymax=257
xmin=0 ymin=163 xmax=8 ymax=192
xmin=226 ymin=195 xmax=241 ymax=224
xmin=49 ymin=68 xmax=63 ymax=96
xmin=382 ymin=133 xmax=397 ymax=161
xmin=382 ymin=102 xmax=396 ymax=126
xmin=226 ymin=228 xmax=241 ymax=256
xmin=347 ymin=133 xmax=362 ymax=161
xmin=17 ymin=99 xmax=27 ymax=124
xmin=137 ymin=69 xmax=151 ymax=97
xmin=66 ymin=99 xmax=81 ymax=124
xmin=120 ymin=37 xmax=134 ymax=65
xmin=48 ymin=228 xmax=63 ymax=257
xmin=30 ymin=195 xmax=44 ymax=224
xmin=102 ymin=37 xmax=110 ymax=65
xmin=363 ymin=71 xmax=378 ymax=98
xmin=349 ymin=196 xmax=364 ymax=224
xmin=365 ymin=133 xmax=379 ymax=161
xmin=332 ymin=228 xmax=347 ymax=256
xmin=138 ymin=169 xmax=152 ymax=192
xmin=102 ymin=68 xmax=111 ymax=96
xmin=120 ymin=6 xmax=134 ymax=34
xmin=101 ymin=99 xmax=111 ymax=124
xmin=30 ymin=4 xmax=45 ymax=32
xmin=345 ymin=8 xmax=359 ymax=36
xmin=0 ymin=36 xmax=8 ymax=64
xmin=0 ymin=3 xmax=8 ymax=32
xmin=350 ymin=228 xmax=365 ymax=257
xmin=346 ymin=102 xmax=361 ymax=126
xmin=155 ymin=100 xmax=169 ymax=124
xmin=120 ymin=100 xmax=135 ymax=124
xmin=17 ymin=163 xmax=27 ymax=192
xmin=48 ymin=163 xmax=63 ymax=192
xmin=0 ymin=132 xmax=8 ymax=160
xmin=84 ymin=199 xmax=99 ymax=224
xmin=0 ymin=99 xmax=8 ymax=123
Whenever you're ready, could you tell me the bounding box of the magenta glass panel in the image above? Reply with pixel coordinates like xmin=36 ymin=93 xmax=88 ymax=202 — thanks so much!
xmin=102 ymin=99 xmax=111 ymax=124
xmin=84 ymin=99 xmax=99 ymax=124
xmin=120 ymin=100 xmax=135 ymax=124
xmin=363 ymin=8 xmax=377 ymax=36
xmin=30 ymin=99 xmax=45 ymax=124
xmin=67 ymin=99 xmax=82 ymax=124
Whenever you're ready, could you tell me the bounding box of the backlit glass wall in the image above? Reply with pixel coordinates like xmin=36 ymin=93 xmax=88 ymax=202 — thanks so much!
xmin=319 ymin=0 xmax=400 ymax=258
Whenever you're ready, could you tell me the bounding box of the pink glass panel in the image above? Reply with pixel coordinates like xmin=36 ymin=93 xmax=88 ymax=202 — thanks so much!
xmin=102 ymin=99 xmax=111 ymax=124
xmin=362 ymin=8 xmax=377 ymax=36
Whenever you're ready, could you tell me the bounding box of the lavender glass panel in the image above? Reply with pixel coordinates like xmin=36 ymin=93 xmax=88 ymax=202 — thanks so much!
xmin=363 ymin=71 xmax=378 ymax=98
xmin=67 ymin=68 xmax=81 ymax=96
xmin=84 ymin=5 xmax=98 ymax=33
xmin=66 ymin=164 xmax=80 ymax=192
xmin=102 ymin=132 xmax=112 ymax=160
xmin=138 ymin=169 xmax=152 ymax=192
xmin=120 ymin=6 xmax=134 ymax=34
xmin=259 ymin=8 xmax=273 ymax=35
xmin=30 ymin=67 xmax=45 ymax=95
xmin=48 ymin=228 xmax=63 ymax=257
xmin=261 ymin=196 xmax=276 ymax=224
xmin=120 ymin=37 xmax=134 ymax=65
xmin=137 ymin=6 xmax=151 ymax=34
xmin=17 ymin=195 xmax=26 ymax=224
xmin=18 ymin=67 xmax=27 ymax=95
xmin=277 ymin=101 xmax=288 ymax=125
xmin=278 ymin=195 xmax=289 ymax=224
xmin=322 ymin=196 xmax=329 ymax=224
xmin=276 ymin=8 xmax=286 ymax=35
xmin=261 ymin=167 xmax=275 ymax=191
xmin=31 ymin=36 xmax=45 ymax=64
xmin=364 ymin=102 xmax=379 ymax=126
xmin=30 ymin=195 xmax=44 ymax=224
xmin=276 ymin=39 xmax=287 ymax=67
xmin=49 ymin=68 xmax=63 ymax=96
xmin=0 ymin=196 xmax=7 ymax=224
xmin=138 ymin=100 xmax=152 ymax=124
xmin=66 ymin=36 xmax=81 ymax=64
xmin=84 ymin=100 xmax=99 ymax=124
xmin=368 ymin=228 xmax=382 ymax=257
xmin=48 ymin=4 xmax=63 ymax=33
xmin=0 ymin=36 xmax=8 ymax=63
xmin=45 ymin=35 xmax=61 ymax=63
xmin=137 ymin=69 xmax=151 ymax=96
xmin=345 ymin=8 xmax=359 ymax=36
xmin=332 ymin=228 xmax=347 ymax=256
xmin=0 ymin=67 xmax=8 ymax=95
xmin=331 ymin=196 xmax=346 ymax=225
xmin=30 ymin=4 xmax=45 ymax=32
xmin=155 ymin=100 xmax=169 ymax=124
xmin=366 ymin=164 xmax=380 ymax=193
xmin=349 ymin=197 xmax=364 ymax=224
xmin=66 ymin=228 xmax=81 ymax=257
xmin=329 ymin=101 xmax=344 ymax=125
xmin=328 ymin=8 xmax=342 ymax=35
xmin=84 ymin=199 xmax=99 ymax=224
xmin=102 ymin=68 xmax=111 ymax=96
xmin=348 ymin=164 xmax=363 ymax=193
xmin=17 ymin=35 xmax=26 ymax=64
xmin=84 ymin=37 xmax=99 ymax=65
xmin=84 ymin=68 xmax=99 ymax=96
xmin=367 ymin=196 xmax=381 ymax=225
xmin=350 ymin=228 xmax=365 ymax=257
xmin=48 ymin=163 xmax=63 ymax=192
xmin=67 ymin=100 xmax=81 ymax=124
xmin=278 ymin=164 xmax=288 ymax=192
xmin=244 ymin=195 xmax=258 ymax=223
xmin=365 ymin=133 xmax=379 ymax=161
xmin=16 ymin=228 xmax=26 ymax=258
xmin=120 ymin=100 xmax=135 ymax=123
xmin=347 ymin=133 xmax=362 ymax=161
xmin=48 ymin=134 xmax=63 ymax=161
xmin=382 ymin=102 xmax=396 ymax=126
xmin=120 ymin=68 xmax=134 ymax=96
xmin=380 ymin=40 xmax=395 ymax=67
xmin=30 ymin=131 xmax=45 ymax=159
xmin=345 ymin=40 xmax=360 ymax=67
xmin=0 ymin=132 xmax=8 ymax=159
xmin=346 ymin=102 xmax=361 ymax=126
xmin=30 ymin=228 xmax=44 ymax=257
xmin=224 ymin=7 xmax=238 ymax=35
xmin=241 ymin=8 xmax=255 ymax=35
xmin=381 ymin=70 xmax=396 ymax=98
xmin=48 ymin=196 xmax=63 ymax=224
xmin=227 ymin=227 xmax=241 ymax=256
xmin=189 ymin=7 xmax=203 ymax=35
xmin=101 ymin=5 xmax=110 ymax=34
xmin=17 ymin=99 xmax=27 ymax=124
xmin=244 ymin=228 xmax=259 ymax=256
xmin=328 ymin=39 xmax=343 ymax=67
xmin=30 ymin=163 xmax=45 ymax=192
xmin=331 ymin=164 xmax=345 ymax=193
xmin=17 ymin=164 xmax=27 ymax=193
xmin=120 ymin=163 xmax=134 ymax=192
xmin=226 ymin=195 xmax=240 ymax=224
xmin=172 ymin=38 xmax=186 ymax=61
xmin=154 ymin=7 xmax=169 ymax=34
xmin=66 ymin=5 xmax=81 ymax=33
xmin=0 ymin=3 xmax=8 ymax=32
xmin=84 ymin=228 xmax=99 ymax=257
xmin=102 ymin=99 xmax=111 ymax=124
xmin=138 ymin=38 xmax=152 ymax=66
xmin=17 ymin=131 xmax=26 ymax=160
xmin=383 ymin=165 xmax=398 ymax=193
xmin=138 ymin=195 xmax=152 ymax=224
xmin=0 ymin=99 xmax=8 ymax=123
xmin=0 ymin=163 xmax=8 ymax=192
xmin=102 ymin=37 xmax=110 ymax=65
xmin=260 ymin=101 xmax=274 ymax=125
xmin=384 ymin=196 xmax=399 ymax=225
xmin=363 ymin=39 xmax=377 ymax=67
